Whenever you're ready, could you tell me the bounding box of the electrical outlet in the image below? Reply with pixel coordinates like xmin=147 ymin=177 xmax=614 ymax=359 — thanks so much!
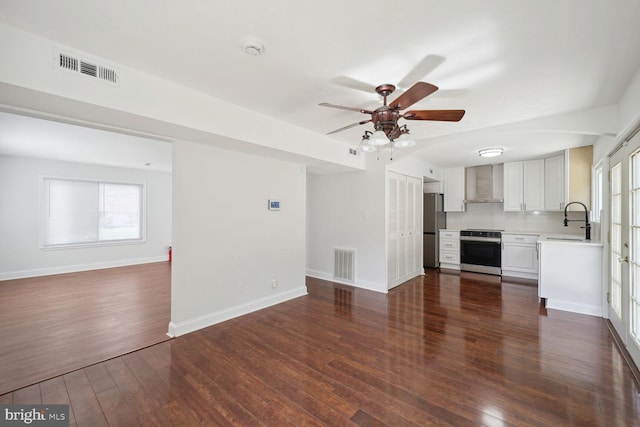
xmin=271 ymin=276 xmax=278 ymax=289
xmin=237 ymin=281 xmax=244 ymax=293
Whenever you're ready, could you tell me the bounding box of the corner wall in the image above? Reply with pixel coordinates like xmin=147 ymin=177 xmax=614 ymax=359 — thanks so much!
xmin=306 ymin=160 xmax=388 ymax=293
xmin=169 ymin=141 xmax=307 ymax=336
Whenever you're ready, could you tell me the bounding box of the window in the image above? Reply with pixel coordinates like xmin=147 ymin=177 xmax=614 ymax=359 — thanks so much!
xmin=43 ymin=178 xmax=144 ymax=247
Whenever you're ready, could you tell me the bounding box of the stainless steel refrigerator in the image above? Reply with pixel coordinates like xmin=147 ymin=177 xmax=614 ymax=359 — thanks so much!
xmin=423 ymin=193 xmax=446 ymax=268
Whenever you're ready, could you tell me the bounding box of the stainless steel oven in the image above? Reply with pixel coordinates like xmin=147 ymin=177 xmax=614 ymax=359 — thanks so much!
xmin=460 ymin=229 xmax=502 ymax=275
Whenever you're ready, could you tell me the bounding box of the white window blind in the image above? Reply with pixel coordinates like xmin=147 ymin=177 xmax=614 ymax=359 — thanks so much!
xmin=43 ymin=178 xmax=144 ymax=247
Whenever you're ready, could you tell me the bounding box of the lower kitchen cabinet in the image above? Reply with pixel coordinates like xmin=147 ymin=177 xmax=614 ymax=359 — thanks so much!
xmin=501 ymin=233 xmax=539 ymax=280
xmin=538 ymin=239 xmax=603 ymax=316
xmin=439 ymin=230 xmax=460 ymax=270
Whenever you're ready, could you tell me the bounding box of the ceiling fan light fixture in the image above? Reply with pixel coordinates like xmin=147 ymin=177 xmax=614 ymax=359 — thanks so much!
xmin=393 ymin=126 xmax=415 ymax=148
xmin=369 ymin=129 xmax=390 ymax=146
xmin=359 ymin=131 xmax=377 ymax=152
xmin=319 ymin=80 xmax=465 ymax=160
xmin=478 ymin=148 xmax=503 ymax=158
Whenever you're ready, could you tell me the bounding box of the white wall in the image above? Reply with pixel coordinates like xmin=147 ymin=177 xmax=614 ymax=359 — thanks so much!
xmin=169 ymin=141 xmax=307 ymax=336
xmin=0 ymin=155 xmax=172 ymax=280
xmin=386 ymin=155 xmax=442 ymax=182
xmin=594 ymin=66 xmax=640 ymax=163
xmin=306 ymin=160 xmax=387 ymax=292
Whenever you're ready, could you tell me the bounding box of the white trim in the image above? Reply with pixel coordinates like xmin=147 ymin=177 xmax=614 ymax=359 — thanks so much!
xmin=502 ymin=271 xmax=539 ymax=281
xmin=306 ymin=268 xmax=388 ymax=293
xmin=388 ymin=270 xmax=423 ymax=290
xmin=546 ymin=299 xmax=603 ymax=317
xmin=167 ymin=286 xmax=308 ymax=337
xmin=0 ymin=256 xmax=167 ymax=281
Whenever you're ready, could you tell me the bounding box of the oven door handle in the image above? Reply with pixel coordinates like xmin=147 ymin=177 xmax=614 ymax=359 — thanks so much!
xmin=460 ymin=236 xmax=501 ymax=243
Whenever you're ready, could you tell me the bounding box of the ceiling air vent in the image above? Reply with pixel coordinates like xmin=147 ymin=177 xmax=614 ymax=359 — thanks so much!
xmin=54 ymin=49 xmax=119 ymax=86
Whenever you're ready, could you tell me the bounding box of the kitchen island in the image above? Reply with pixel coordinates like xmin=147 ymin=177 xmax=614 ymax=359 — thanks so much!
xmin=537 ymin=236 xmax=603 ymax=316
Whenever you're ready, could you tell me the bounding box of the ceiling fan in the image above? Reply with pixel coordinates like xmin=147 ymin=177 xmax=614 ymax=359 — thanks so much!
xmin=319 ymin=81 xmax=465 ymax=154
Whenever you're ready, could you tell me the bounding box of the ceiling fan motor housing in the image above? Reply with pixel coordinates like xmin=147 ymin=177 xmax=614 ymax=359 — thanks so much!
xmin=373 ymin=106 xmax=401 ymax=137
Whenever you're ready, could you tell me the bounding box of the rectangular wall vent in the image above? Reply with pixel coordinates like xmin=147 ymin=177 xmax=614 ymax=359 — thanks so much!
xmin=54 ymin=49 xmax=119 ymax=86
xmin=59 ymin=53 xmax=78 ymax=72
xmin=334 ymin=248 xmax=355 ymax=283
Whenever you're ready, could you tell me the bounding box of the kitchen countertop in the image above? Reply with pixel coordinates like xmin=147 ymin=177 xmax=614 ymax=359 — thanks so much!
xmin=537 ymin=233 xmax=603 ymax=246
xmin=502 ymin=231 xmax=541 ymax=236
xmin=440 ymin=229 xmax=603 ymax=245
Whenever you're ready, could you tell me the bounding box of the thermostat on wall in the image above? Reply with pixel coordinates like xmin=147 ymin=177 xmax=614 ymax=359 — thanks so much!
xmin=268 ymin=199 xmax=280 ymax=211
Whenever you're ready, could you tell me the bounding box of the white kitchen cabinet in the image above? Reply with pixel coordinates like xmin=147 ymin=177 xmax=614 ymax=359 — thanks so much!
xmin=501 ymin=233 xmax=539 ymax=279
xmin=503 ymin=159 xmax=545 ymax=211
xmin=439 ymin=230 xmax=460 ymax=270
xmin=538 ymin=239 xmax=603 ymax=316
xmin=387 ymin=171 xmax=423 ymax=289
xmin=443 ymin=167 xmax=466 ymax=212
xmin=544 ymin=154 xmax=566 ymax=211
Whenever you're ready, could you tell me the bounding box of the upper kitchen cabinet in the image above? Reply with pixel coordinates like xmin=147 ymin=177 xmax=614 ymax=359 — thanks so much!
xmin=443 ymin=167 xmax=466 ymax=212
xmin=503 ymin=159 xmax=545 ymax=211
xmin=544 ymin=154 xmax=566 ymax=211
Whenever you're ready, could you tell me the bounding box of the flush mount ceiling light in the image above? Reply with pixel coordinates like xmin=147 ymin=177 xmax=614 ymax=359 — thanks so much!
xmin=478 ymin=148 xmax=503 ymax=158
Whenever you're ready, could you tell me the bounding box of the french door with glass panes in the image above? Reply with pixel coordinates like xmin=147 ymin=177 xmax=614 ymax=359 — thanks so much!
xmin=609 ymin=131 xmax=640 ymax=366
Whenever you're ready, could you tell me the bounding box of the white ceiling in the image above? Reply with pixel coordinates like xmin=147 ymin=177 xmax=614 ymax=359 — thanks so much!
xmin=1 ymin=0 xmax=639 ymax=169
xmin=0 ymin=111 xmax=173 ymax=172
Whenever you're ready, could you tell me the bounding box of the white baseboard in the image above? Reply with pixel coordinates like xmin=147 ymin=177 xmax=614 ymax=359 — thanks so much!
xmin=305 ymin=269 xmax=387 ymax=293
xmin=0 ymin=256 xmax=168 ymax=281
xmin=502 ymin=270 xmax=539 ymax=281
xmin=167 ymin=286 xmax=308 ymax=337
xmin=546 ymin=299 xmax=603 ymax=317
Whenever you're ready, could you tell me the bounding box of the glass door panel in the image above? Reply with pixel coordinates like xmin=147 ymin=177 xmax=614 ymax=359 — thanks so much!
xmin=609 ymin=135 xmax=640 ymax=367
xmin=610 ymin=160 xmax=623 ymax=324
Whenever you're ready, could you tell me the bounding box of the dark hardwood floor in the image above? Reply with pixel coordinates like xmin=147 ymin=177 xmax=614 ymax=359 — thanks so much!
xmin=2 ymin=269 xmax=639 ymax=426
xmin=0 ymin=262 xmax=171 ymax=395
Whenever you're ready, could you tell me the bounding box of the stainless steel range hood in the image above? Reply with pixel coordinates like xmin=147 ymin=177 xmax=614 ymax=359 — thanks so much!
xmin=464 ymin=164 xmax=504 ymax=203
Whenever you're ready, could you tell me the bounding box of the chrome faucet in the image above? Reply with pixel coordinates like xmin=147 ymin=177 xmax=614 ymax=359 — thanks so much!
xmin=563 ymin=201 xmax=591 ymax=240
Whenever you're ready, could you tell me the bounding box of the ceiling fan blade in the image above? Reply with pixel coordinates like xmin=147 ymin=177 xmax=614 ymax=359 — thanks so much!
xmin=397 ymin=55 xmax=446 ymax=88
xmin=330 ymin=76 xmax=377 ymax=94
xmin=390 ymin=82 xmax=438 ymax=110
xmin=403 ymin=110 xmax=466 ymax=121
xmin=327 ymin=120 xmax=372 ymax=135
xmin=319 ymin=103 xmax=373 ymax=114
